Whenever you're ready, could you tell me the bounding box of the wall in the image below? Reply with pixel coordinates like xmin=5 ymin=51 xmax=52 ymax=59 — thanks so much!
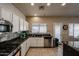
xmin=26 ymin=16 xmax=79 ymax=33
xmin=0 ymin=3 xmax=29 ymax=32
xmin=26 ymin=16 xmax=79 ymax=41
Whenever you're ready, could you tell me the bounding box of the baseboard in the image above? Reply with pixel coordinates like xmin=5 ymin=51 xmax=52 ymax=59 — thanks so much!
xmin=25 ymin=48 xmax=30 ymax=56
xmin=30 ymin=47 xmax=53 ymax=48
xmin=44 ymin=46 xmax=52 ymax=48
xmin=30 ymin=47 xmax=44 ymax=48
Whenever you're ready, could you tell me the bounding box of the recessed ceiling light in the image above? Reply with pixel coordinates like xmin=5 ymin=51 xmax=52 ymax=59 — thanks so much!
xmin=34 ymin=14 xmax=37 ymax=16
xmin=47 ymin=3 xmax=51 ymax=6
xmin=31 ymin=3 xmax=34 ymax=6
xmin=61 ymin=3 xmax=66 ymax=6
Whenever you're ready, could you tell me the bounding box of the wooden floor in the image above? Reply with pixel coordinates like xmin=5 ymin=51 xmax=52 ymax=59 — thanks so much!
xmin=26 ymin=46 xmax=63 ymax=56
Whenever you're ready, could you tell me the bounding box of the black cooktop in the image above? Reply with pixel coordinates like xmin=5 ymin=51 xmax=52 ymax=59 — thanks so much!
xmin=0 ymin=43 xmax=19 ymax=56
xmin=0 ymin=37 xmax=26 ymax=56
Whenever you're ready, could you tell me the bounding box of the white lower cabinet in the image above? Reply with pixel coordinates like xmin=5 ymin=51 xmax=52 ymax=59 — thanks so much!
xmin=37 ymin=39 xmax=44 ymax=47
xmin=29 ymin=37 xmax=44 ymax=47
xmin=21 ymin=37 xmax=44 ymax=56
xmin=21 ymin=40 xmax=27 ymax=56
xmin=26 ymin=38 xmax=30 ymax=51
xmin=21 ymin=39 xmax=30 ymax=56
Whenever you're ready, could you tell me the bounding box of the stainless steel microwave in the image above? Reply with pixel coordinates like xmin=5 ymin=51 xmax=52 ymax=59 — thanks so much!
xmin=0 ymin=19 xmax=13 ymax=32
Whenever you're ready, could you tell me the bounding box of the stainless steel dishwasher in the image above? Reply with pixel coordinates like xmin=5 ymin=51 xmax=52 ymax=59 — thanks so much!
xmin=44 ymin=36 xmax=52 ymax=48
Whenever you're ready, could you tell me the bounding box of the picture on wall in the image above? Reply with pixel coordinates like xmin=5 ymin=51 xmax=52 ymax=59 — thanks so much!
xmin=63 ymin=25 xmax=68 ymax=30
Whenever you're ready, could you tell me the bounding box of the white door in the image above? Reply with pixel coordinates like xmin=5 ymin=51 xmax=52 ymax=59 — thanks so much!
xmin=53 ymin=23 xmax=62 ymax=43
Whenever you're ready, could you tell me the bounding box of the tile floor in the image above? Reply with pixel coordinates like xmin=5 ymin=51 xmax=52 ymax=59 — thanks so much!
xmin=26 ymin=46 xmax=63 ymax=56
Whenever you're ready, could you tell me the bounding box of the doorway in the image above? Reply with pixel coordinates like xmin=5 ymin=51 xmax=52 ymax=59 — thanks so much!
xmin=53 ymin=23 xmax=62 ymax=43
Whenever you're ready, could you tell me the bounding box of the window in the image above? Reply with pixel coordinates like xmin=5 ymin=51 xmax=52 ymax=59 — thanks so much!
xmin=74 ymin=24 xmax=79 ymax=38
xmin=39 ymin=24 xmax=47 ymax=33
xmin=32 ymin=25 xmax=39 ymax=33
xmin=32 ymin=23 xmax=47 ymax=33
xmin=69 ymin=24 xmax=74 ymax=36
xmin=69 ymin=23 xmax=79 ymax=38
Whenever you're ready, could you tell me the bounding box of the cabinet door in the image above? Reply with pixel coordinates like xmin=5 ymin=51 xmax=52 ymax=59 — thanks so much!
xmin=40 ymin=38 xmax=44 ymax=47
xmin=31 ymin=38 xmax=37 ymax=47
xmin=24 ymin=20 xmax=27 ymax=31
xmin=29 ymin=37 xmax=44 ymax=47
xmin=26 ymin=21 xmax=29 ymax=30
xmin=29 ymin=38 xmax=37 ymax=47
xmin=12 ymin=14 xmax=19 ymax=32
xmin=1 ymin=8 xmax=12 ymax=23
xmin=20 ymin=18 xmax=24 ymax=31
xmin=21 ymin=40 xmax=27 ymax=56
xmin=0 ymin=7 xmax=1 ymax=18
xmin=36 ymin=38 xmax=44 ymax=47
xmin=35 ymin=38 xmax=38 ymax=47
xmin=28 ymin=38 xmax=30 ymax=48
xmin=26 ymin=39 xmax=30 ymax=52
xmin=28 ymin=38 xmax=31 ymax=46
xmin=31 ymin=38 xmax=44 ymax=47
xmin=32 ymin=40 xmax=37 ymax=47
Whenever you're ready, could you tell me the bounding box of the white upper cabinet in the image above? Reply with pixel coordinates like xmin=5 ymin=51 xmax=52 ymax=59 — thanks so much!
xmin=24 ymin=20 xmax=26 ymax=31
xmin=26 ymin=21 xmax=29 ymax=30
xmin=21 ymin=19 xmax=29 ymax=31
xmin=0 ymin=4 xmax=29 ymax=32
xmin=12 ymin=14 xmax=19 ymax=32
xmin=1 ymin=8 xmax=12 ymax=23
xmin=20 ymin=18 xmax=24 ymax=31
xmin=0 ymin=7 xmax=1 ymax=18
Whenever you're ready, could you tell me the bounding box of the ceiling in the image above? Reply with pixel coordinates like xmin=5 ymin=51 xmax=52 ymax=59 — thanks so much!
xmin=13 ymin=3 xmax=79 ymax=16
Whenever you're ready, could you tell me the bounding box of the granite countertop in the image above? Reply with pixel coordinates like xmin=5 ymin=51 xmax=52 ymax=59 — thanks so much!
xmin=63 ymin=41 xmax=79 ymax=52
xmin=0 ymin=38 xmax=27 ymax=56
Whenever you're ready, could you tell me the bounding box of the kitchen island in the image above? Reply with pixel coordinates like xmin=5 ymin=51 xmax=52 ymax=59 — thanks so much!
xmin=63 ymin=40 xmax=79 ymax=56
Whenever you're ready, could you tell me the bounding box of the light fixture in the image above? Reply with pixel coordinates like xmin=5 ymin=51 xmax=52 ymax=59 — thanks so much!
xmin=47 ymin=3 xmax=51 ymax=6
xmin=61 ymin=3 xmax=66 ymax=6
xmin=34 ymin=14 xmax=37 ymax=16
xmin=31 ymin=3 xmax=34 ymax=6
